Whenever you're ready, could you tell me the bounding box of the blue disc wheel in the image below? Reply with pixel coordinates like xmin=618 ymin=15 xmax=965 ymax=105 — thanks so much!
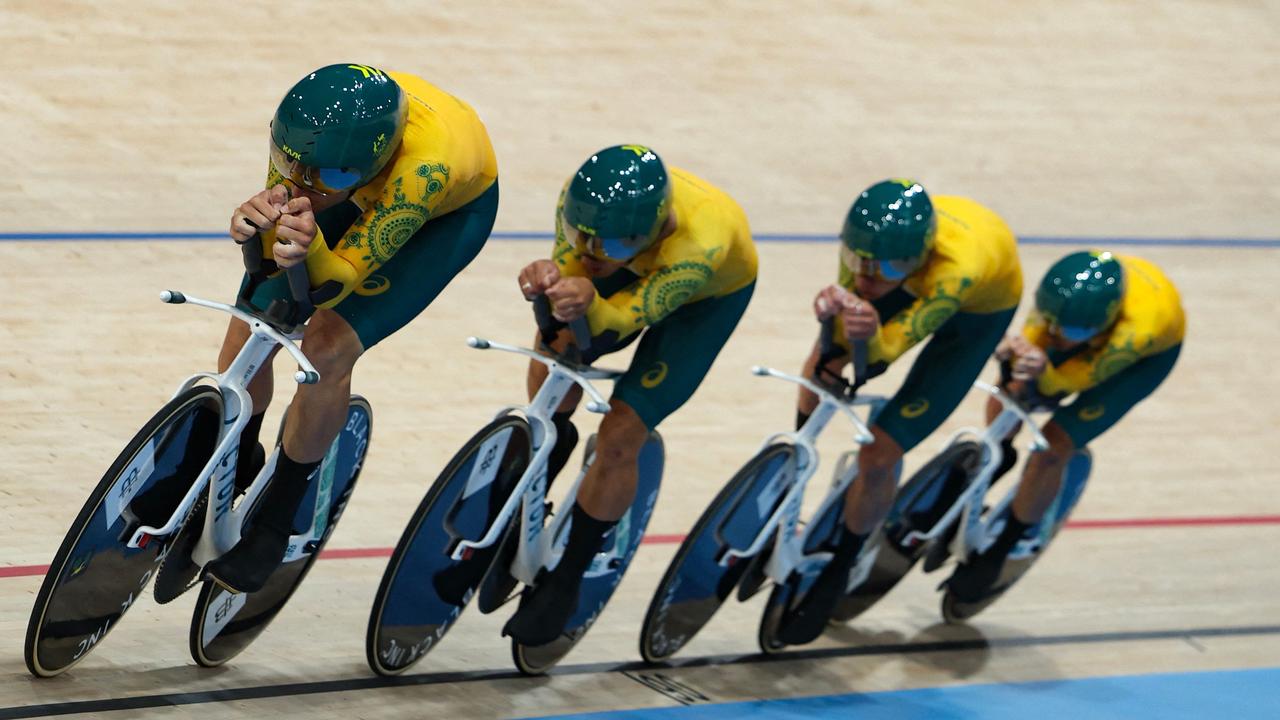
xmin=639 ymin=442 xmax=796 ymax=663
xmin=25 ymin=385 xmax=223 ymax=677
xmin=189 ymin=395 xmax=372 ymax=667
xmin=366 ymin=414 xmax=531 ymax=676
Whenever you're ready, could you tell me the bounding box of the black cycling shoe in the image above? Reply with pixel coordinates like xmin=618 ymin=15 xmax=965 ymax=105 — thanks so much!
xmin=778 ymin=527 xmax=870 ymax=645
xmin=202 ymin=448 xmax=314 ymax=595
xmin=204 ymin=521 xmax=292 ymax=594
xmin=776 ymin=552 xmax=856 ymax=646
xmin=502 ymin=567 xmax=584 ymax=647
xmin=504 ymin=500 xmax=613 ymax=646
xmin=432 ymin=554 xmax=493 ymax=607
xmin=946 ymin=547 xmax=1010 ymax=603
xmin=947 ymin=512 xmax=1032 ymax=602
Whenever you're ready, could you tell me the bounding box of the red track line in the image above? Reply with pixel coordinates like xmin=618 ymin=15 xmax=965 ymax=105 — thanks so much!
xmin=1063 ymin=515 xmax=1280 ymax=529
xmin=0 ymin=564 xmax=50 ymax=579
xmin=3 ymin=514 xmax=1278 ymax=581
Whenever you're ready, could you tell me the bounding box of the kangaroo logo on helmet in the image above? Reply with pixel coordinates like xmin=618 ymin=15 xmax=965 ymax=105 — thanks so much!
xmin=621 ymin=144 xmax=652 ymax=157
xmin=372 ymin=132 xmax=388 ymax=156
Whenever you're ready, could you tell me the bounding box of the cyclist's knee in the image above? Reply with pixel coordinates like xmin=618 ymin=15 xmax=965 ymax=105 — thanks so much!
xmin=301 ymin=310 xmax=364 ymax=378
xmin=858 ymin=426 xmax=904 ymax=479
xmin=593 ymin=400 xmax=648 ymax=470
xmin=1036 ymin=421 xmax=1076 ymax=465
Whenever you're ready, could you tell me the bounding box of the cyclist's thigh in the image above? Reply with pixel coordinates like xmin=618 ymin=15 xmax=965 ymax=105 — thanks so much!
xmin=613 ymin=282 xmax=756 ymax=430
xmin=332 ymin=180 xmax=499 ymax=349
xmin=1051 ymin=343 xmax=1182 ymax=448
xmin=875 ymin=307 xmax=1016 ymax=453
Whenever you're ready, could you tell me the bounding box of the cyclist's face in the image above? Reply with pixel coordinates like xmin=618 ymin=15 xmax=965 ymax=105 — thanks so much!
xmin=853 ymin=260 xmax=903 ymax=299
xmin=284 ymin=180 xmax=350 ymax=212
xmin=1046 ymin=333 xmax=1082 ymax=352
xmin=578 ymin=248 xmax=627 ymax=277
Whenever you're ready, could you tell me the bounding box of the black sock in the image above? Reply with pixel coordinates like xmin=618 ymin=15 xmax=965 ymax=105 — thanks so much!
xmin=994 ymin=436 xmax=1019 ymax=481
xmin=236 ymin=412 xmax=266 ymax=488
xmin=990 ymin=512 xmax=1033 ymax=557
xmin=256 ymin=450 xmax=320 ymax=534
xmin=554 ymin=503 xmax=617 ymax=580
xmin=795 ymin=410 xmax=812 ymax=431
xmin=546 ymin=411 xmax=579 ymax=485
xmin=833 ymin=525 xmax=869 ymax=566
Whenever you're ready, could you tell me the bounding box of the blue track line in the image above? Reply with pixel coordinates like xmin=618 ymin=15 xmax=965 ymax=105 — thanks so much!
xmin=533 ymin=666 xmax=1280 ymax=720
xmin=0 ymin=231 xmax=1277 ymax=248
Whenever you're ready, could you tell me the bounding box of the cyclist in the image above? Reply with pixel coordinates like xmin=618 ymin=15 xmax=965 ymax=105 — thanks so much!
xmin=948 ymin=250 xmax=1184 ymax=600
xmin=781 ymin=179 xmax=1023 ymax=644
xmin=505 ymin=144 xmax=758 ymax=646
xmin=205 ymin=63 xmax=499 ymax=593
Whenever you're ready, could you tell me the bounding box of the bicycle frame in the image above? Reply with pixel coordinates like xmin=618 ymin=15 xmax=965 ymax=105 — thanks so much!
xmin=122 ymin=291 xmax=324 ymax=570
xmin=716 ymin=364 xmax=884 ymax=585
xmin=896 ymin=380 xmax=1049 ymax=560
xmin=448 ymin=335 xmax=620 ymax=587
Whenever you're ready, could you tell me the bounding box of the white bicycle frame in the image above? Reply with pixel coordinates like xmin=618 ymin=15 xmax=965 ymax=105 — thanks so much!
xmin=119 ymin=290 xmax=330 ymax=569
xmin=448 ymin=334 xmax=622 ymax=587
xmin=714 ymin=364 xmax=885 ymax=587
xmin=897 ymin=380 xmax=1049 ymax=561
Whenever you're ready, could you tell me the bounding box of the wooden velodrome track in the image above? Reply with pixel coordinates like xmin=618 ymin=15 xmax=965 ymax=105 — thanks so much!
xmin=1 ymin=1 xmax=1277 ymax=718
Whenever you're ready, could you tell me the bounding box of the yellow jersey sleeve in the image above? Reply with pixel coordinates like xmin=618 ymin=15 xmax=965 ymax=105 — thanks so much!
xmin=261 ymin=71 xmax=497 ymax=308
xmin=553 ymin=167 xmax=757 ymax=339
xmin=864 ymin=273 xmax=969 ymax=365
xmin=1031 ymin=254 xmax=1185 ymax=396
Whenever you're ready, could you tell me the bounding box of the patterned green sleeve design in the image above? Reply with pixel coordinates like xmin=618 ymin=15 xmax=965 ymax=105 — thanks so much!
xmin=1041 ymin=330 xmax=1143 ymax=396
xmin=871 ymin=277 xmax=970 ymax=364
xmin=586 ymin=249 xmax=720 ymax=337
xmin=336 ymin=163 xmax=449 ymax=271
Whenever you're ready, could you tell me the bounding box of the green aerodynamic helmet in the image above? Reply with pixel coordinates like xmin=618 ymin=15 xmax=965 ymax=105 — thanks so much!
xmin=1035 ymin=250 xmax=1126 ymax=342
xmin=840 ymin=179 xmax=936 ymax=280
xmin=561 ymin=144 xmax=672 ymax=261
xmin=269 ymin=63 xmax=407 ymax=194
